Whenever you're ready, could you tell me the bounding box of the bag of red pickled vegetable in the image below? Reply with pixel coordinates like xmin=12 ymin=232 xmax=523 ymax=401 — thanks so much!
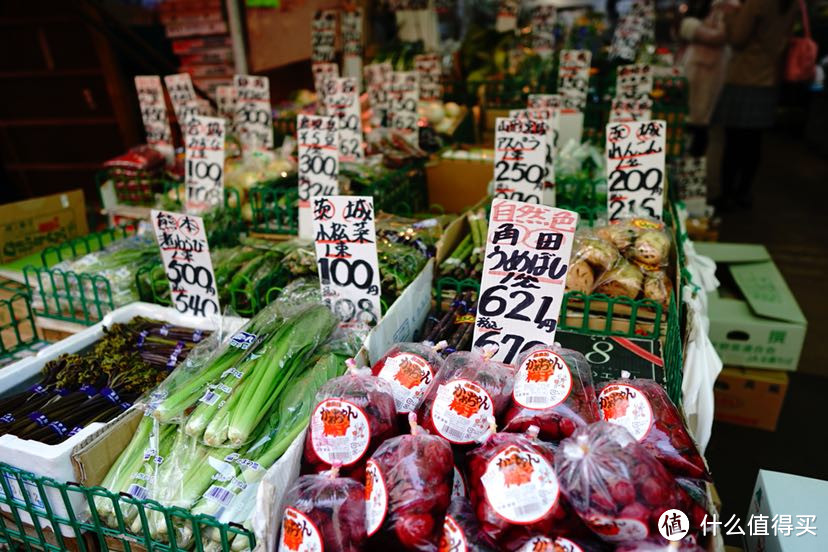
xmin=467 ymin=427 xmax=584 ymax=550
xmin=418 ymin=351 xmax=513 ymax=446
xmin=372 ymin=341 xmax=445 ymax=416
xmin=365 ymin=414 xmax=454 ymax=551
xmin=555 ymin=422 xmax=705 ymax=544
xmin=515 ymin=535 xmax=608 ymax=552
xmin=615 ymin=538 xmax=706 ymax=551
xmin=278 ymin=467 xmax=366 ymax=552
xmin=597 ymin=378 xmax=709 ymax=479
xmin=502 ymin=345 xmax=600 ymax=441
xmin=304 ymin=365 xmax=398 ymax=480
xmin=440 ymin=496 xmax=496 ymax=552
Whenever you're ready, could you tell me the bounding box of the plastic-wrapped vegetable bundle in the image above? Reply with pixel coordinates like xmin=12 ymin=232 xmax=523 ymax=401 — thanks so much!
xmin=466 ymin=427 xmax=584 ymax=550
xmin=303 ymin=366 xmax=398 ymax=481
xmin=365 ymin=414 xmax=454 ymax=551
xmin=372 ymin=342 xmax=445 ymax=417
xmin=418 ymin=351 xmax=513 ymax=447
xmin=502 ymin=345 xmax=600 ymax=442
xmin=277 ymin=467 xmax=366 ymax=552
xmin=597 ymin=379 xmax=709 ymax=479
xmin=555 ymin=422 xmax=705 ymax=544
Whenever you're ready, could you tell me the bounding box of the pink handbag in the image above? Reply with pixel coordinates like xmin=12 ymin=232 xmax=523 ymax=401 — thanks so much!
xmin=784 ymin=0 xmax=818 ymax=82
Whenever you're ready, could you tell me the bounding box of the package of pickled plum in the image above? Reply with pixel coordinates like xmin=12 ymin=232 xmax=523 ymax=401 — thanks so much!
xmin=466 ymin=427 xmax=585 ymax=550
xmin=304 ymin=366 xmax=398 ymax=480
xmin=502 ymin=345 xmax=600 ymax=441
xmin=372 ymin=342 xmax=445 ymax=417
xmin=277 ymin=467 xmax=366 ymax=552
xmin=597 ymin=378 xmax=709 ymax=479
xmin=555 ymin=422 xmax=705 ymax=544
xmin=439 ymin=496 xmax=497 ymax=552
xmin=515 ymin=535 xmax=608 ymax=552
xmin=365 ymin=414 xmax=454 ymax=551
xmin=418 ymin=350 xmax=513 ymax=446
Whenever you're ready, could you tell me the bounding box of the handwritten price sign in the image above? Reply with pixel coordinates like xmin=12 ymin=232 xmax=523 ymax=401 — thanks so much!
xmin=151 ymin=210 xmax=219 ymax=318
xmin=216 ymin=85 xmax=236 ymax=128
xmin=297 ymin=114 xmax=339 ymax=239
xmin=528 ymin=94 xmax=562 ymax=110
xmin=312 ymin=63 xmax=339 ymax=115
xmin=164 ymin=73 xmax=199 ymax=127
xmin=312 ymin=196 xmax=382 ymax=327
xmin=616 ymin=64 xmax=653 ymax=100
xmin=323 ymin=77 xmax=365 ymax=163
xmin=675 ymin=156 xmax=707 ymax=217
xmin=414 ymin=53 xmax=442 ymax=102
xmin=365 ymin=62 xmax=392 ymax=124
xmin=609 ymin=96 xmax=653 ymax=122
xmin=558 ymin=50 xmax=592 ymax=112
xmin=605 ymin=119 xmax=666 ymax=221
xmin=234 ymin=74 xmax=273 ymax=151
xmin=508 ymin=108 xmax=557 ymax=204
xmin=388 ymin=71 xmax=419 ymax=145
xmin=494 ymin=117 xmax=550 ymax=205
xmin=341 ymin=8 xmax=363 ymax=82
xmin=530 ymin=4 xmax=557 ymax=56
xmin=496 ymin=0 xmax=519 ymax=32
xmin=473 ymin=200 xmax=578 ymax=364
xmin=311 ymin=10 xmax=337 ymax=63
xmin=184 ymin=115 xmax=225 ymax=214
xmin=135 ymin=76 xmax=173 ymax=161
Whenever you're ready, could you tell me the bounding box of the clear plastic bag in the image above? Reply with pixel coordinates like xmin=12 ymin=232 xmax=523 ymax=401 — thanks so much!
xmin=277 ymin=468 xmax=366 ymax=552
xmin=597 ymin=379 xmax=709 ymax=479
xmin=372 ymin=342 xmax=445 ymax=415
xmin=365 ymin=414 xmax=454 ymax=551
xmin=418 ymin=351 xmax=513 ymax=446
xmin=439 ymin=496 xmax=496 ymax=552
xmin=555 ymin=422 xmax=702 ymax=544
xmin=615 ymin=537 xmax=706 ymax=551
xmin=515 ymin=535 xmax=609 ymax=552
xmin=502 ymin=345 xmax=600 ymax=441
xmin=595 ymin=218 xmax=672 ymax=271
xmin=593 ymin=258 xmax=644 ymax=299
xmin=466 ymin=428 xmax=584 ymax=550
xmin=303 ymin=367 xmax=398 ymax=481
xmin=643 ymin=271 xmax=674 ymax=308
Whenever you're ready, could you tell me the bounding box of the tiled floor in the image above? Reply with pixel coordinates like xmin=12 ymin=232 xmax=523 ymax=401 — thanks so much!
xmin=704 ymin=128 xmax=828 ymax=546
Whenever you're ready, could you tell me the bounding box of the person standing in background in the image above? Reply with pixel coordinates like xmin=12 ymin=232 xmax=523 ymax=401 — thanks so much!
xmin=680 ymin=0 xmax=738 ymax=157
xmin=713 ymin=0 xmax=800 ymax=210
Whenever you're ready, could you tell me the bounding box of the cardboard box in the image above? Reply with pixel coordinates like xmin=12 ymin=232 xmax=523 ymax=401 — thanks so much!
xmin=696 ymin=243 xmax=807 ymax=371
xmin=745 ymin=470 xmax=828 ymax=552
xmin=714 ymin=367 xmax=788 ymax=431
xmin=0 ymin=190 xmax=87 ymax=264
xmin=426 ymin=152 xmax=493 ymax=214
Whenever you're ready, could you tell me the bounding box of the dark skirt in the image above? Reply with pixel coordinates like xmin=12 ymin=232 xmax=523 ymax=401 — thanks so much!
xmin=713 ymin=84 xmax=778 ymax=129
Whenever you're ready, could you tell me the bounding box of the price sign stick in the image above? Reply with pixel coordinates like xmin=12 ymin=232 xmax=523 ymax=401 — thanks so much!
xmin=151 ymin=210 xmax=220 ymax=318
xmin=234 ymin=74 xmax=274 ymax=151
xmin=472 ymin=200 xmax=579 ymax=365
xmin=184 ymin=115 xmax=225 ymax=214
xmin=297 ymin=114 xmax=340 ymax=239
xmin=312 ymin=195 xmax=382 ymax=327
xmin=493 ymin=117 xmax=550 ymax=205
xmin=135 ymin=76 xmax=174 ymax=163
xmin=323 ymin=77 xmax=365 ymax=163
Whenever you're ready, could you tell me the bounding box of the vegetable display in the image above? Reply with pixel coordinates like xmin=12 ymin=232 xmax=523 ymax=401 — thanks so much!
xmin=439 ymin=209 xmax=488 ymax=281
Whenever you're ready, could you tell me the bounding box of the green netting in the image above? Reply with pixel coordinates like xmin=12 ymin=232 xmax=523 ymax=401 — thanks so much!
xmin=248 ymin=183 xmax=299 ymax=235
xmin=0 ymin=463 xmax=255 ymax=552
xmin=0 ymin=293 xmax=43 ymax=363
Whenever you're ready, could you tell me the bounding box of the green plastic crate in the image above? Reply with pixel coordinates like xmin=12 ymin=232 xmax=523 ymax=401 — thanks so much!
xmin=0 ymin=463 xmax=255 ymax=552
xmin=0 ymin=293 xmax=45 ymax=367
xmin=248 ymin=181 xmax=299 ymax=236
xmin=361 ymin=162 xmax=428 ymax=216
xmin=23 ymin=227 xmax=137 ymax=326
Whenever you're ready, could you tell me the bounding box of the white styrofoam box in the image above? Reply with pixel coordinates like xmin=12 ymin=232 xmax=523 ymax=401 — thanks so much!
xmin=365 ymin=259 xmax=434 ymax=365
xmin=0 ymin=302 xmax=245 ymax=536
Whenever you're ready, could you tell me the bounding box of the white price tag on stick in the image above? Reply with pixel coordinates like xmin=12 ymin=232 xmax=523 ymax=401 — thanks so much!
xmin=312 ymin=196 xmax=382 ymax=327
xmin=323 ymin=77 xmax=365 ymax=163
xmin=496 ymin=0 xmax=519 ymax=32
xmin=530 ymin=4 xmax=557 ymax=56
xmin=312 ymin=62 xmax=339 ymax=114
xmin=341 ymin=8 xmax=363 ymax=84
xmin=297 ymin=114 xmax=339 ymax=239
xmin=414 ymin=53 xmax=442 ymax=102
xmin=135 ymin=76 xmax=173 ymax=162
xmin=216 ymin=85 xmax=236 ymax=128
xmin=234 ymin=75 xmax=273 ymax=151
xmin=616 ymin=64 xmax=653 ymax=100
xmin=311 ymin=10 xmax=337 ymax=63
xmin=473 ymin=200 xmax=579 ymax=365
xmin=365 ymin=62 xmax=392 ymax=123
xmin=164 ymin=73 xmax=199 ymax=126
xmin=528 ymin=94 xmax=562 ymax=110
xmin=605 ymin=120 xmax=666 ymax=221
xmin=388 ymin=71 xmax=419 ymax=145
xmin=609 ymin=97 xmax=653 ymax=122
xmin=494 ymin=117 xmax=550 ymax=204
xmin=508 ymin=109 xmax=557 ymax=205
xmin=151 ymin=210 xmax=220 ymax=318
xmin=675 ymin=156 xmax=707 ymax=217
xmin=558 ymin=50 xmax=592 ymax=112
xmin=184 ymin=115 xmax=225 ymax=214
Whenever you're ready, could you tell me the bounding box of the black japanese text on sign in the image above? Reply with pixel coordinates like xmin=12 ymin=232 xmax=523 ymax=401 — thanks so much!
xmin=312 ymin=196 xmax=382 ymax=327
xmin=530 ymin=4 xmax=557 ymax=55
xmin=414 ymin=54 xmax=442 ymax=102
xmin=322 ymin=77 xmax=365 ymax=163
xmin=388 ymin=71 xmax=419 ymax=145
xmin=234 ymin=74 xmax=274 ymax=151
xmin=610 ymin=96 xmax=653 ymax=123
xmin=341 ymin=8 xmax=363 ymax=82
xmin=509 ymin=108 xmax=558 ymax=204
xmin=616 ymin=64 xmax=653 ymax=100
xmin=557 ymin=50 xmax=591 ymax=112
xmin=297 ymin=114 xmax=339 ymax=239
xmin=216 ymin=85 xmax=236 ymax=130
xmin=164 ymin=73 xmax=198 ymax=127
xmin=311 ymin=10 xmax=337 ymax=63
xmin=184 ymin=115 xmax=225 ymax=215
xmin=134 ymin=76 xmax=173 ymax=160
xmin=473 ymin=199 xmax=579 ymax=365
xmin=151 ymin=210 xmax=219 ymax=318
xmin=605 ymin=119 xmax=666 ymax=221
xmin=364 ymin=62 xmax=392 ymax=121
xmin=494 ymin=117 xmax=550 ymax=205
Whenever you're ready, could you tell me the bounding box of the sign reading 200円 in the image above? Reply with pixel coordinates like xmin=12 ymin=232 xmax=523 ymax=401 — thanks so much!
xmin=473 ymin=200 xmax=578 ymax=365
xmin=605 ymin=119 xmax=666 ymax=221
